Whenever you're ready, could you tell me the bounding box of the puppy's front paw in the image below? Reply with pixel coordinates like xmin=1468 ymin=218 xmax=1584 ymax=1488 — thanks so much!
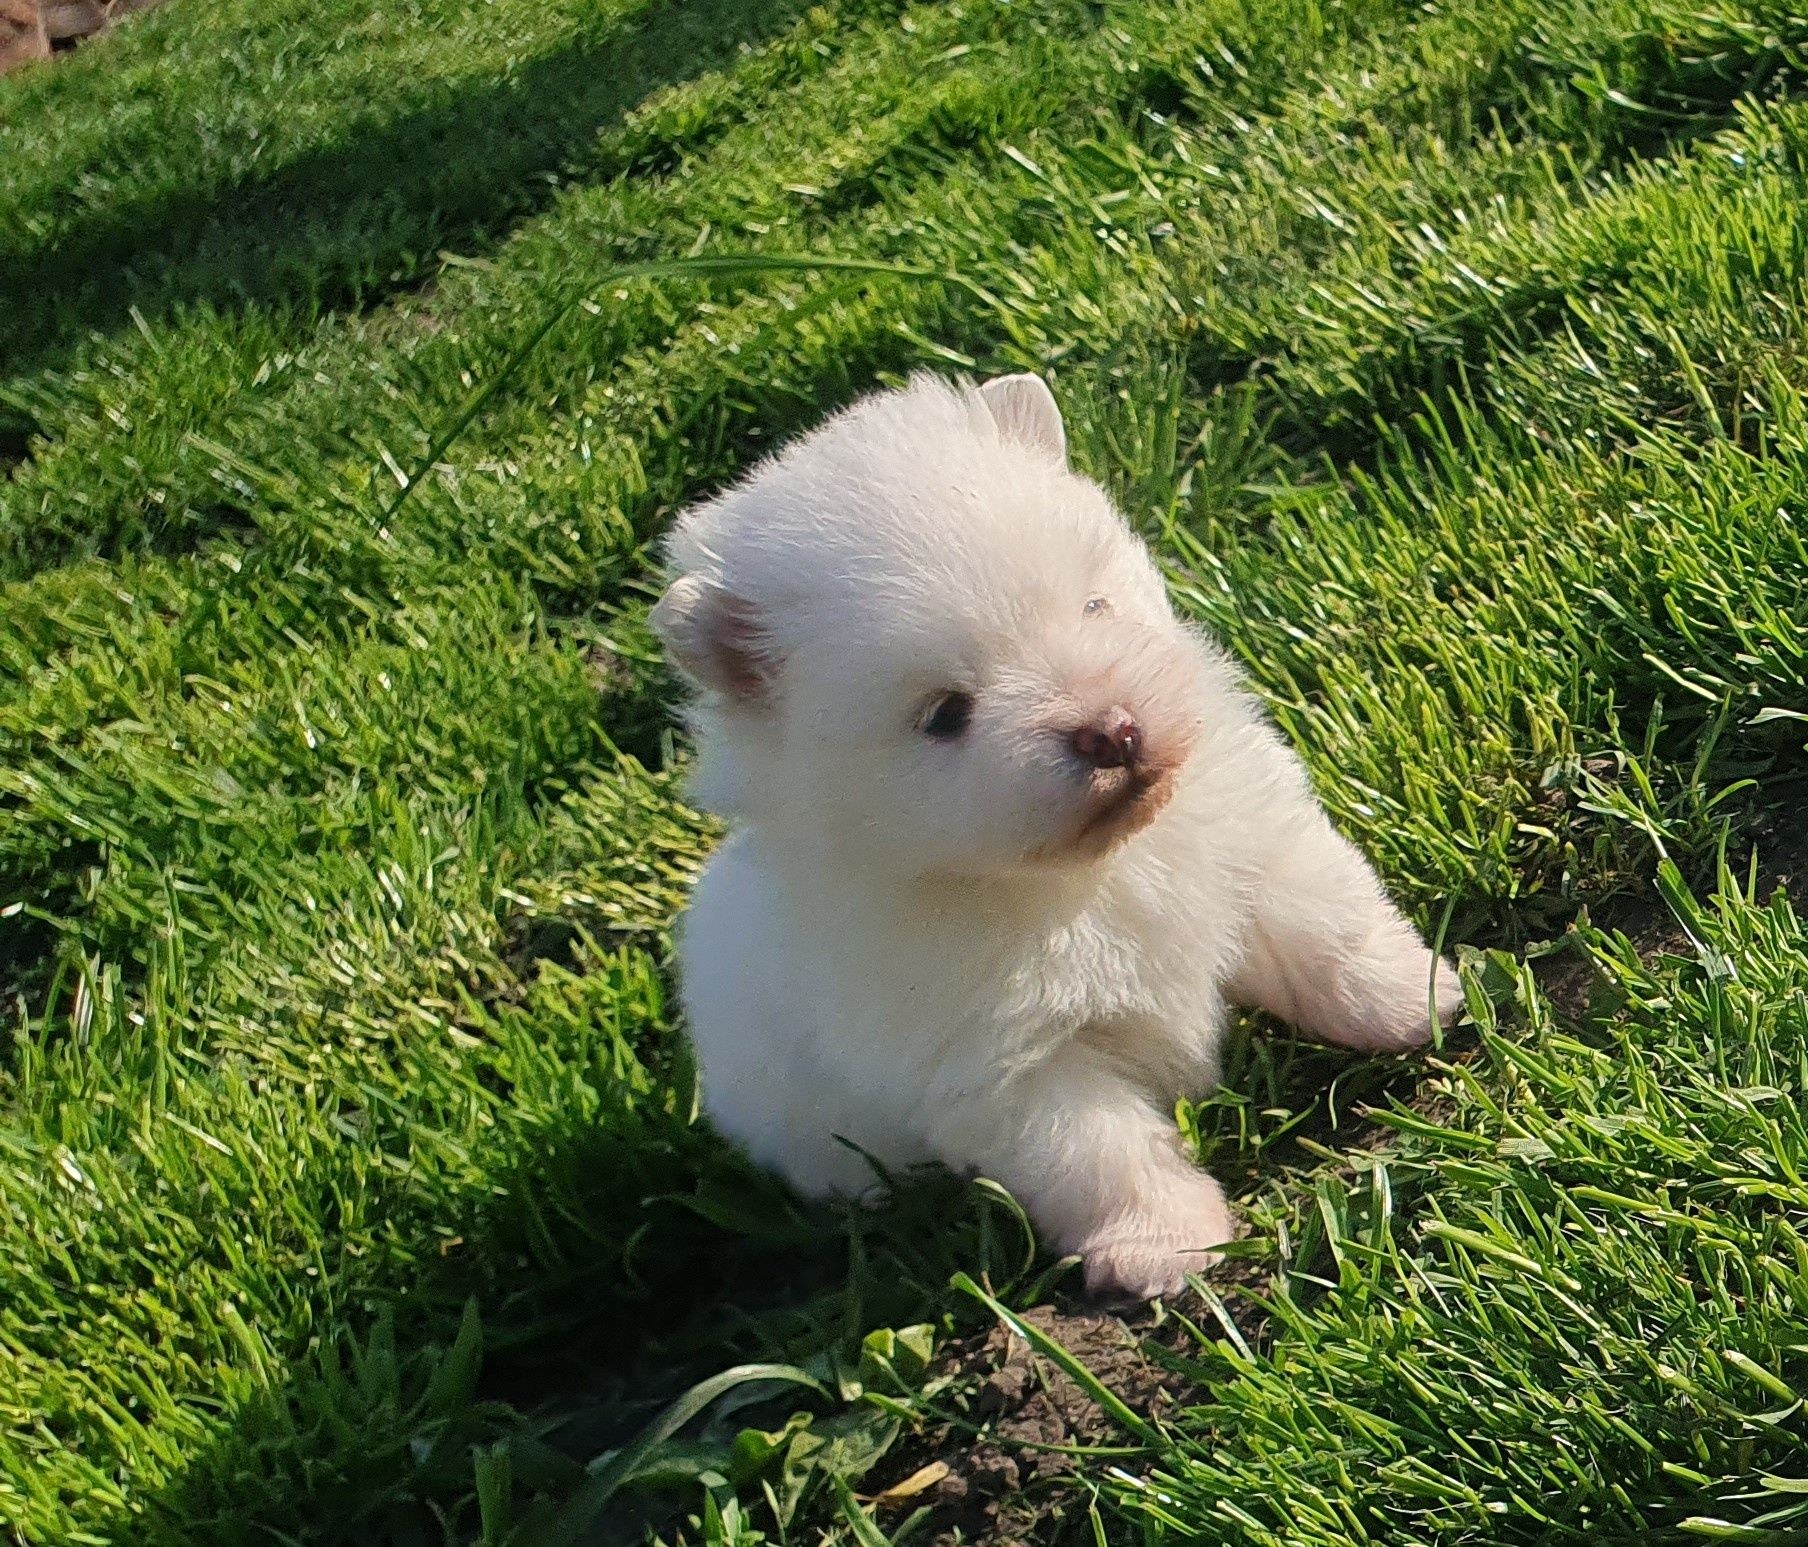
xmin=1328 ymin=937 xmax=1461 ymax=1052
xmin=1078 ymin=1187 xmax=1237 ymax=1303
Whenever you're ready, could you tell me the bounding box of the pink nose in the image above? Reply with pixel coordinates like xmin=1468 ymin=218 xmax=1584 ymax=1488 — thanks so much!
xmin=1070 ymin=710 xmax=1143 ymax=770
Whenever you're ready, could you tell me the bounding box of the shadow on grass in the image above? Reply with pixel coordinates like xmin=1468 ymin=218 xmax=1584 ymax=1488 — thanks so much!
xmin=0 ymin=0 xmax=816 ymax=384
xmin=109 ymin=1048 xmax=1049 ymax=1546
xmin=105 ymin=1008 xmax=1456 ymax=1545
xmin=117 ymin=1099 xmax=836 ymax=1545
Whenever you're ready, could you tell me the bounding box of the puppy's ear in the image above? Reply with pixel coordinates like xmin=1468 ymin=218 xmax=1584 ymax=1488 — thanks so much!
xmin=650 ymin=575 xmax=777 ymax=704
xmin=977 ymin=373 xmax=1067 ymax=465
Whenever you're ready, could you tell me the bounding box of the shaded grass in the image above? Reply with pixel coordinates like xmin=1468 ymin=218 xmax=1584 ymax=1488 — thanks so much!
xmin=0 ymin=0 xmax=837 ymax=377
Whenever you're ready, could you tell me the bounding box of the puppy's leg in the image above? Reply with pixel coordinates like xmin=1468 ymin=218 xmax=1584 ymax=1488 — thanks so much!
xmin=1230 ymin=796 xmax=1459 ymax=1051
xmin=930 ymin=1043 xmax=1233 ymax=1301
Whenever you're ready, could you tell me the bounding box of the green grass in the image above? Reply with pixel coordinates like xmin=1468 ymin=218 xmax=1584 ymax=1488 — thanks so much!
xmin=7 ymin=0 xmax=1808 ymax=1541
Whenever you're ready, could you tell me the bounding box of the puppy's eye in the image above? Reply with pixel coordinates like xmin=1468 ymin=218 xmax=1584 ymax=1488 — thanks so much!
xmin=920 ymin=692 xmax=974 ymax=741
xmin=1083 ymin=596 xmax=1110 ymax=617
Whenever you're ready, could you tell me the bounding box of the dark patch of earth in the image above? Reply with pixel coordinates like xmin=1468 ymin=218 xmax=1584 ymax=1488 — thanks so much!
xmin=855 ymin=1302 xmax=1191 ymax=1545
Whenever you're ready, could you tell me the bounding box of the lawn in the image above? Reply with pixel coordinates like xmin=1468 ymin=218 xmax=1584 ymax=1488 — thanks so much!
xmin=5 ymin=0 xmax=1808 ymax=1541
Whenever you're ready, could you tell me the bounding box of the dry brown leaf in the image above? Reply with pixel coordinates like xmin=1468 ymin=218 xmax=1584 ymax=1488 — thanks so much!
xmin=858 ymin=1460 xmax=950 ymax=1508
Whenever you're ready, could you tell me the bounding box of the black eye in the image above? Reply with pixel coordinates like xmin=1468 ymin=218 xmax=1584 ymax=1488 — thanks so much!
xmin=1084 ymin=596 xmax=1110 ymax=617
xmin=921 ymin=691 xmax=974 ymax=740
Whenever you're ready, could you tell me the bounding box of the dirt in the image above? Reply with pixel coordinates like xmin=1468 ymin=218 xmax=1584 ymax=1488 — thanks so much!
xmin=857 ymin=1302 xmax=1194 ymax=1545
xmin=1529 ymin=807 xmax=1808 ymax=1023
xmin=852 ymin=1146 xmax=1408 ymax=1537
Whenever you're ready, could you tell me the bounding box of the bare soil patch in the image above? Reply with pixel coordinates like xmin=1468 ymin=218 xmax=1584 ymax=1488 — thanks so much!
xmin=858 ymin=1303 xmax=1191 ymax=1545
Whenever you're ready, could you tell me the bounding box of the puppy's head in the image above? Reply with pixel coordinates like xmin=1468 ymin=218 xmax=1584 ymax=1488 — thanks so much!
xmin=653 ymin=373 xmax=1218 ymax=878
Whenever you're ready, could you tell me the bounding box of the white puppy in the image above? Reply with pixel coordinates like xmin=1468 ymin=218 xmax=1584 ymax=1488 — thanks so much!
xmin=651 ymin=373 xmax=1459 ymax=1300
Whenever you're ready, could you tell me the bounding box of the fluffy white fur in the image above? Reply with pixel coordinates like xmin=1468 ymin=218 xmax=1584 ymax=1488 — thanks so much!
xmin=651 ymin=373 xmax=1460 ymax=1300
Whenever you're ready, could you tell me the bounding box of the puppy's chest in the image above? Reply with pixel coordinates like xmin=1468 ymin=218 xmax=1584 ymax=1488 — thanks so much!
xmin=863 ymin=911 xmax=1165 ymax=1038
xmin=817 ymin=862 xmax=1235 ymax=1063
xmin=1000 ymin=880 xmax=1217 ymax=1037
xmin=1012 ymin=915 xmax=1154 ymax=1024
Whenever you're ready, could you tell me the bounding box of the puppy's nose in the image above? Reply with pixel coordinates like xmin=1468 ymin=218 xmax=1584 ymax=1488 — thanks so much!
xmin=1070 ymin=709 xmax=1143 ymax=770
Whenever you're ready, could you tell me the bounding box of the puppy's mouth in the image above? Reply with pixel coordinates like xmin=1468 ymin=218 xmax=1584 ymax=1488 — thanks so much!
xmin=1020 ymin=717 xmax=1196 ymax=867
xmin=1074 ymin=765 xmax=1175 ymax=851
